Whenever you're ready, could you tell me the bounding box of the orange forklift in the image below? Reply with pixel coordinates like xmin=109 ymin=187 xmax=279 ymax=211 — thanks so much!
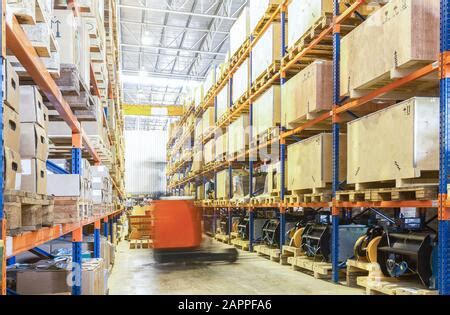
xmin=151 ymin=199 xmax=238 ymax=264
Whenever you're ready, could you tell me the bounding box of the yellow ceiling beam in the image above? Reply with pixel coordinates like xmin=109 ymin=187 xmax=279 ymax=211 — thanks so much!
xmin=123 ymin=104 xmax=184 ymax=117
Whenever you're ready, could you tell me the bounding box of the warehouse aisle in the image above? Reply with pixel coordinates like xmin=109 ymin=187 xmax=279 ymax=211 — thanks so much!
xmin=108 ymin=239 xmax=364 ymax=295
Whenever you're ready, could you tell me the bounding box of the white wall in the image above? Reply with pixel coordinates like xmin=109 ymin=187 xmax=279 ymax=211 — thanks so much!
xmin=125 ymin=130 xmax=167 ymax=195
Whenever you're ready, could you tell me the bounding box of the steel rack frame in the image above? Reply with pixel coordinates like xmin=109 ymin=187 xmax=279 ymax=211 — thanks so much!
xmin=167 ymin=0 xmax=450 ymax=295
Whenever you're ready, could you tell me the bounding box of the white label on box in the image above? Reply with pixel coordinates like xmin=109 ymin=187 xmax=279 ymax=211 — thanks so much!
xmin=21 ymin=160 xmax=32 ymax=175
xmin=6 ymin=236 xmax=13 ymax=257
xmin=15 ymin=173 xmax=21 ymax=190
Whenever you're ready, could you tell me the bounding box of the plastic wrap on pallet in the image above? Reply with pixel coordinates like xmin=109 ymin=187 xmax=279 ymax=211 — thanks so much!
xmin=233 ymin=172 xmax=250 ymax=198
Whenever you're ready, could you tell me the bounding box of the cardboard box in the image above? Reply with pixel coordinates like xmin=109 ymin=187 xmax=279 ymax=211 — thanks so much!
xmin=230 ymin=7 xmax=250 ymax=57
xmin=14 ymin=269 xmax=71 ymax=295
xmin=47 ymin=174 xmax=83 ymax=197
xmin=21 ymin=158 xmax=47 ymax=195
xmin=48 ymin=120 xmax=72 ymax=137
xmin=287 ymin=134 xmax=346 ymax=192
xmin=21 ymin=22 xmax=52 ymax=57
xmin=51 ymin=10 xmax=80 ymax=65
xmin=3 ymin=59 xmax=20 ymax=111
xmin=4 ymin=147 xmax=22 ymax=191
xmin=19 ymin=86 xmax=48 ymax=129
xmin=232 ymin=59 xmax=250 ymax=105
xmin=347 ymin=97 xmax=439 ymax=187
xmin=194 ymin=118 xmax=203 ymax=141
xmin=3 ymin=104 xmax=20 ymax=152
xmin=20 ymin=122 xmax=49 ymax=160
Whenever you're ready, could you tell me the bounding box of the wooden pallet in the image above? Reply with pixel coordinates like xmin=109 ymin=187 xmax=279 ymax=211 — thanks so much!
xmin=345 ymin=259 xmax=437 ymax=295
xmin=252 ymin=3 xmax=282 ymax=37
xmin=4 ymin=190 xmax=54 ymax=235
xmin=284 ymin=13 xmax=362 ymax=65
xmin=280 ymin=245 xmax=304 ymax=265
xmin=254 ymin=244 xmax=280 ymax=262
xmin=231 ymin=238 xmax=250 ymax=251
xmin=129 ymin=239 xmax=152 ymax=249
xmin=336 ymin=186 xmax=438 ymax=202
xmin=54 ymin=64 xmax=90 ymax=96
xmin=357 ymin=276 xmax=438 ymax=296
xmin=214 ymin=233 xmax=231 ymax=244
xmin=53 ymin=197 xmax=92 ymax=224
xmin=345 ymin=259 xmax=384 ymax=288
xmin=250 ymin=61 xmax=281 ymax=93
xmin=287 ymin=255 xmax=336 ymax=279
xmin=285 ymin=189 xmax=332 ymax=204
xmin=227 ymin=38 xmax=251 ymax=73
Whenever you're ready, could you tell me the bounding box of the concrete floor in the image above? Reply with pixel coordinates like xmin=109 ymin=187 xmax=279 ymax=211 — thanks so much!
xmin=108 ymin=239 xmax=364 ymax=295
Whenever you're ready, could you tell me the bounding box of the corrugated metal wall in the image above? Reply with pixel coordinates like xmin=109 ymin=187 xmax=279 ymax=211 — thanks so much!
xmin=124 ymin=130 xmax=167 ymax=195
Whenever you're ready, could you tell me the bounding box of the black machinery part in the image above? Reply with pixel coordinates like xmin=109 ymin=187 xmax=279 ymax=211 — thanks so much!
xmin=354 ymin=226 xmax=384 ymax=259
xmin=237 ymin=217 xmax=249 ymax=240
xmin=153 ymin=248 xmax=238 ymax=264
xmin=262 ymin=219 xmax=280 ymax=247
xmin=377 ymin=232 xmax=436 ymax=287
xmin=301 ymin=223 xmax=331 ymax=260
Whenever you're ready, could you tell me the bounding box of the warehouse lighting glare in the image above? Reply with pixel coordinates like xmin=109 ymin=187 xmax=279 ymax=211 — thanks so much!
xmin=141 ymin=30 xmax=152 ymax=45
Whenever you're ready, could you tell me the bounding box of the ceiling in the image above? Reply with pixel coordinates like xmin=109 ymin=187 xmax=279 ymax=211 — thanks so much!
xmin=119 ymin=0 xmax=248 ymax=107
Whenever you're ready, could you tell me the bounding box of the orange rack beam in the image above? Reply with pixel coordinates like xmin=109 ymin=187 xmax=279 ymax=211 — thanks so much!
xmin=6 ymin=15 xmax=101 ymax=163
xmin=9 ymin=209 xmax=123 ymax=257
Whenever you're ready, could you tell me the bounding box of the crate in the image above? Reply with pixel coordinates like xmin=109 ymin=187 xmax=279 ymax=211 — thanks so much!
xmin=53 ymin=197 xmax=92 ymax=224
xmin=4 ymin=190 xmax=54 ymax=235
xmin=347 ymin=98 xmax=439 ymax=189
xmin=231 ymin=238 xmax=250 ymax=251
xmin=287 ymin=134 xmax=347 ymax=193
xmin=341 ymin=0 xmax=440 ymax=99
xmin=254 ymin=244 xmax=280 ymax=262
xmin=287 ymin=255 xmax=337 ymax=279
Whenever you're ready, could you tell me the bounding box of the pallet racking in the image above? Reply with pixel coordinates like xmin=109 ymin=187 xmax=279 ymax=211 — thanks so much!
xmin=166 ymin=0 xmax=450 ymax=294
xmin=0 ymin=0 xmax=125 ymax=295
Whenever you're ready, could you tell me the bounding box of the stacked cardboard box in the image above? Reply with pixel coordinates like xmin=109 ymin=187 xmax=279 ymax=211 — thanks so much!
xmin=19 ymin=85 xmax=50 ymax=195
xmin=47 ymin=159 xmax=93 ymax=202
xmin=7 ymin=0 xmax=60 ymax=76
xmin=3 ymin=60 xmax=22 ymax=191
xmin=91 ymin=165 xmax=113 ymax=208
